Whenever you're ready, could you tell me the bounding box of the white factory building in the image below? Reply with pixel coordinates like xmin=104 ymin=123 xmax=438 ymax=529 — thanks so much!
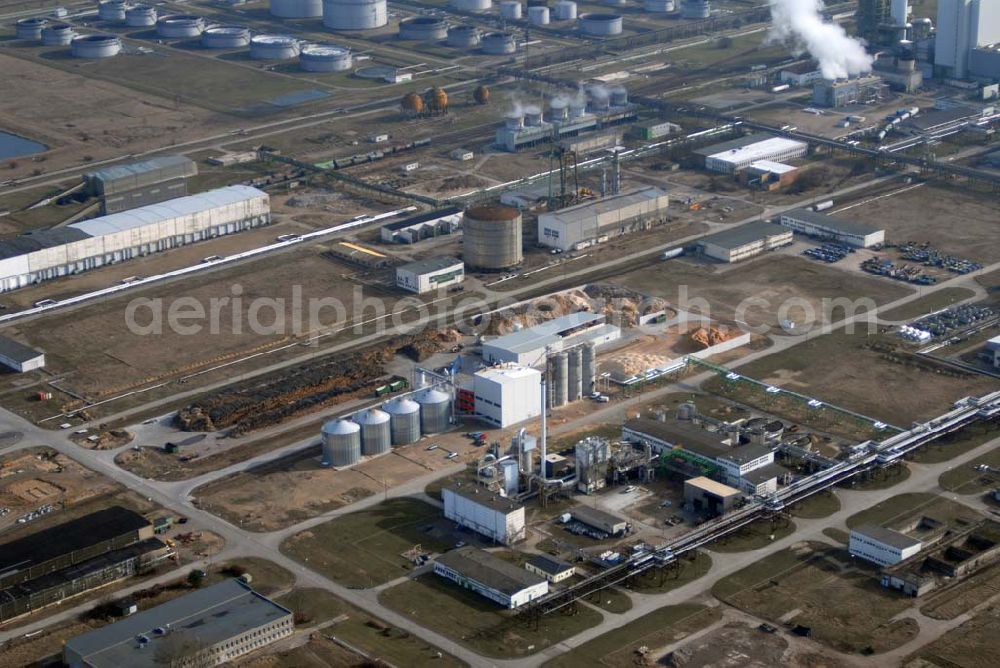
xmin=701 ymin=136 xmax=808 ymax=174
xmin=395 ymin=256 xmax=464 ymax=293
xmin=936 ymin=0 xmax=1000 ymax=79
xmin=473 ymin=364 xmax=542 ymax=428
xmin=0 ymin=335 xmax=44 ymax=372
xmin=0 ymin=186 xmax=269 ymax=293
xmin=434 ymin=546 xmax=548 ymax=609
xmin=987 ymin=335 xmax=1000 ymax=368
xmin=697 ymin=221 xmax=793 ymax=263
xmin=536 ymin=187 xmax=670 ymax=252
xmin=481 ymin=312 xmax=620 ymax=366
xmin=849 ymin=524 xmax=923 ymax=567
xmin=779 ymin=209 xmax=886 ymax=248
xmin=442 ymin=482 xmax=526 ymax=545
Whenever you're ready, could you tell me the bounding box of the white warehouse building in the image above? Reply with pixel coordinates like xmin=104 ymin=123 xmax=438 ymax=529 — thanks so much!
xmin=699 ymin=136 xmax=808 ymax=174
xmin=779 ymin=208 xmax=885 ymax=248
xmin=849 ymin=524 xmax=923 ymax=567
xmin=0 ymin=186 xmax=269 ymax=293
xmin=537 ymin=187 xmax=670 ymax=252
xmin=395 ymin=256 xmax=464 ymax=293
xmin=434 ymin=546 xmax=548 ymax=609
xmin=443 ymin=482 xmax=526 ymax=544
xmin=473 ymin=364 xmax=542 ymax=428
xmin=481 ymin=312 xmax=620 ymax=366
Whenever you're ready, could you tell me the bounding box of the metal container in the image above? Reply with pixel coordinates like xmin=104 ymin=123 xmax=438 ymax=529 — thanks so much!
xmin=322 ymin=0 xmax=387 ymax=30
xmin=500 ymin=458 xmax=519 ymax=496
xmin=125 ymin=5 xmax=157 ymax=27
xmin=16 ymin=17 xmax=48 ymax=40
xmin=416 ymin=387 xmax=451 ymax=434
xmin=568 ymin=346 xmax=582 ymax=401
xmin=321 ymin=419 xmax=361 ymax=467
xmin=451 ymin=0 xmax=492 ymax=11
xmin=270 ymin=0 xmax=323 ymax=18
xmin=201 ymin=25 xmax=251 ymax=49
xmin=680 ymin=0 xmax=710 ymax=19
xmin=552 ymin=352 xmax=569 ymax=407
xmin=481 ymin=31 xmax=516 ymax=55
xmin=356 ymin=408 xmax=391 ymax=456
xmin=528 ymin=5 xmax=550 ymax=24
xmin=384 ymin=397 xmax=421 ymax=445
xmin=499 ymin=0 xmax=522 ymax=19
xmin=552 ymin=1 xmax=577 ymax=20
xmin=250 ymin=34 xmax=300 ymax=59
xmin=611 ymin=87 xmax=628 ymax=106
xmin=71 ymin=33 xmax=121 ymax=58
xmin=549 ymin=98 xmax=569 ymax=120
xmin=156 ymin=15 xmax=205 ymax=38
xmin=446 ymin=24 xmax=481 ymax=48
xmin=98 ymin=0 xmax=128 ymax=22
xmin=41 ymin=23 xmax=75 ymax=45
xmin=399 ymin=16 xmax=448 ymax=41
xmin=462 ymin=205 xmax=522 ymax=270
xmin=579 ymin=12 xmax=622 ymax=36
xmin=524 ymin=105 xmax=543 ymax=126
xmin=581 ymin=341 xmax=596 ymax=396
xmin=299 ymin=43 xmax=353 ymax=71
xmin=643 ymin=0 xmax=674 ymax=11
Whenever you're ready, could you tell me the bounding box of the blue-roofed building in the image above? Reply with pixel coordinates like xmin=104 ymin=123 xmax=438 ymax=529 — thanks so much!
xmin=481 ymin=312 xmax=620 ymax=366
xmin=85 ymin=155 xmax=198 ymax=214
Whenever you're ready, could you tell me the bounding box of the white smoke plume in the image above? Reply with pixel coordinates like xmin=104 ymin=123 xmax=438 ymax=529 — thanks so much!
xmin=767 ymin=0 xmax=873 ymax=80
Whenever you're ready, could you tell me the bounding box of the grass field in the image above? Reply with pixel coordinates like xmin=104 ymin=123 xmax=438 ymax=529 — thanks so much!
xmin=939 ymin=445 xmax=1000 ymax=494
xmin=787 ymin=490 xmax=840 ymax=519
xmin=708 ymin=516 xmax=797 ymax=553
xmin=840 ymin=462 xmax=911 ymax=491
xmin=379 ymin=573 xmax=603 ymax=659
xmin=845 ymin=492 xmax=982 ymax=530
xmin=919 ymin=559 xmax=1000 ymax=621
xmin=580 ymin=586 xmax=633 ymax=615
xmin=879 ymin=287 xmax=978 ymax=321
xmin=281 ymin=498 xmax=452 ymax=589
xmin=206 ymin=558 xmax=294 ymax=596
xmin=625 ymin=551 xmax=713 ymax=594
xmin=543 ymin=603 xmax=722 ymax=668
xmin=910 ymin=605 xmax=1000 ymax=668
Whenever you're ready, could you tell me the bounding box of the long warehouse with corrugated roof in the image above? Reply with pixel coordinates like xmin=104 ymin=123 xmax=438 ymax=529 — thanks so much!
xmin=0 ymin=185 xmax=269 ymax=293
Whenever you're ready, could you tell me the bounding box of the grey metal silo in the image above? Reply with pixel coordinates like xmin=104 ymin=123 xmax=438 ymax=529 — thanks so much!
xmin=416 ymin=387 xmax=451 ymax=434
xmin=581 ymin=342 xmax=596 ymax=397
xmin=356 ymin=408 xmax=391 ymax=456
xmin=384 ymin=397 xmax=421 ymax=445
xmin=321 ymin=419 xmax=361 ymax=467
xmin=568 ymin=347 xmax=583 ymax=402
xmin=551 ymin=352 xmax=569 ymax=407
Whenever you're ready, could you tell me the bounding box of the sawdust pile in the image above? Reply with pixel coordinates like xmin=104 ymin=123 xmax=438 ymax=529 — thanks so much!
xmin=689 ymin=326 xmax=739 ymax=349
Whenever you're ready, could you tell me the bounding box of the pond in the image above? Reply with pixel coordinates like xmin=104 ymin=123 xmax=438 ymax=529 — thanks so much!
xmin=0 ymin=131 xmax=48 ymax=160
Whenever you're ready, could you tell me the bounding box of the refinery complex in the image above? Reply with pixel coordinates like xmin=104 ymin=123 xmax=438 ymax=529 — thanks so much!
xmin=0 ymin=0 xmax=999 ymax=666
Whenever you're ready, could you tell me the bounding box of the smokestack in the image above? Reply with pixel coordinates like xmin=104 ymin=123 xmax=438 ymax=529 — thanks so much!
xmin=767 ymin=0 xmax=873 ymax=80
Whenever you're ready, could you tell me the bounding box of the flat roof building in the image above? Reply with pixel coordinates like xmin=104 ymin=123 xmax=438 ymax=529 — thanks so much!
xmin=779 ymin=208 xmax=885 ymax=248
xmin=536 ymin=187 xmax=669 ymax=251
xmin=525 ymin=554 xmax=576 ymax=583
xmin=849 ymin=524 xmax=923 ymax=567
xmin=481 ymin=312 xmax=620 ymax=366
xmin=0 ymin=335 xmax=45 ymax=372
xmin=380 ymin=206 xmax=462 ymax=243
xmin=697 ymin=221 xmax=793 ymax=263
xmin=684 ymin=476 xmax=741 ymax=517
xmin=569 ymin=506 xmax=629 ymax=536
xmin=395 ymin=256 xmax=464 ymax=294
xmin=698 ymin=136 xmax=807 ymax=174
xmin=85 ymin=155 xmax=198 ymax=214
xmin=473 ymin=364 xmax=542 ymax=427
xmin=63 ymin=579 xmax=293 ymax=668
xmin=443 ymin=482 xmax=526 ymax=545
xmin=434 ymin=546 xmax=548 ymax=609
xmin=986 ymin=334 xmax=1000 ymax=369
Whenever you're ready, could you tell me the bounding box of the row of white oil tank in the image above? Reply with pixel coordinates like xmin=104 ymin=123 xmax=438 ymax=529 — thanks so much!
xmin=320 ymin=387 xmax=452 ymax=467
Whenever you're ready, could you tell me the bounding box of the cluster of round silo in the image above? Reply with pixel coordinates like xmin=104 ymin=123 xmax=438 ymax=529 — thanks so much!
xmin=588 ymin=85 xmax=610 ymax=111
xmin=579 ymin=13 xmax=622 ymax=35
xmin=42 ymin=23 xmax=76 ymax=45
xmin=321 ymin=418 xmax=361 ymax=467
xmin=250 ymin=34 xmax=300 ymax=59
xmin=356 ymin=408 xmax=391 ymax=456
xmin=528 ymin=5 xmax=550 ymax=25
xmin=446 ymin=25 xmax=480 ymax=48
xmin=399 ymin=16 xmax=448 ymax=41
xmin=416 ymin=387 xmax=451 ymax=434
xmin=125 ymin=5 xmax=157 ymax=27
xmin=270 ymin=0 xmax=323 ymax=18
xmin=549 ymin=97 xmax=569 ymax=121
xmin=156 ymin=15 xmax=205 ymax=38
xmin=581 ymin=342 xmax=596 ymax=396
xmin=451 ymin=0 xmax=491 ymax=11
xmin=481 ymin=31 xmax=516 ymax=54
xmin=552 ymin=1 xmax=577 ymax=20
xmin=499 ymin=1 xmax=521 ymax=19
xmin=567 ymin=347 xmax=583 ymax=401
xmin=462 ymin=205 xmax=522 ymax=269
xmin=299 ymin=43 xmax=352 ymax=71
xmin=72 ymin=33 xmax=121 ymax=58
xmin=98 ymin=0 xmax=128 ymax=22
xmin=322 ymin=0 xmax=387 ymax=30
xmin=644 ymin=0 xmax=674 ymax=11
xmin=202 ymin=25 xmax=251 ymax=49
xmin=15 ymin=17 xmax=47 ymax=40
xmin=548 ymin=352 xmax=569 ymax=407
xmin=384 ymin=397 xmax=421 ymax=445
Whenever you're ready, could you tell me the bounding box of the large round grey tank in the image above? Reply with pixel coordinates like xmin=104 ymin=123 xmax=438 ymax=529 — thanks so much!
xmin=322 ymin=0 xmax=388 ymax=30
xmin=481 ymin=31 xmax=516 ymax=55
xmin=579 ymin=12 xmax=622 ymax=35
xmin=644 ymin=0 xmax=674 ymax=11
xmin=41 ymin=23 xmax=75 ymax=45
xmin=98 ymin=0 xmax=128 ymax=23
xmin=321 ymin=419 xmax=361 ymax=467
xmin=202 ymin=26 xmax=251 ymax=49
xmin=16 ymin=17 xmax=47 ymax=40
xmin=568 ymin=347 xmax=583 ymax=402
xmin=383 ymin=397 xmax=421 ymax=445
xmin=125 ymin=5 xmax=157 ymax=27
xmin=416 ymin=387 xmax=451 ymax=434
xmin=399 ymin=16 xmax=448 ymax=41
xmin=446 ymin=25 xmax=480 ymax=48
xmin=71 ymin=34 xmax=121 ymax=58
xmin=581 ymin=341 xmax=596 ymax=396
xmin=270 ymin=0 xmax=323 ymax=18
xmin=250 ymin=34 xmax=300 ymax=60
xmin=156 ymin=15 xmax=205 ymax=38
xmin=680 ymin=0 xmax=710 ymax=19
xmin=462 ymin=205 xmax=522 ymax=270
xmin=299 ymin=44 xmax=353 ymax=71
xmin=356 ymin=408 xmax=391 ymax=456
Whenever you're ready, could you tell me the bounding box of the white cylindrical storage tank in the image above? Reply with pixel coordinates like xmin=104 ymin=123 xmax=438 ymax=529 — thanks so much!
xmin=16 ymin=17 xmax=47 ymax=40
xmin=463 ymin=205 xmax=522 ymax=270
xmin=579 ymin=13 xmax=622 ymax=36
xmin=552 ymin=352 xmax=569 ymax=407
xmin=528 ymin=6 xmax=550 ymax=24
xmin=568 ymin=346 xmax=583 ymax=401
xmin=125 ymin=5 xmax=157 ymax=26
xmin=41 ymin=23 xmax=75 ymax=45
xmin=299 ymin=43 xmax=352 ymax=71
xmin=270 ymin=0 xmax=323 ymax=18
xmin=250 ymin=34 xmax=300 ymax=59
xmin=384 ymin=397 xmax=421 ymax=445
xmin=500 ymin=458 xmax=519 ymax=496
xmin=481 ymin=31 xmax=516 ymax=54
xmin=98 ymin=0 xmax=128 ymax=22
xmin=680 ymin=0 xmax=710 ymax=19
xmin=322 ymin=0 xmax=388 ymax=30
xmin=499 ymin=0 xmax=521 ymax=19
xmin=201 ymin=25 xmax=251 ymax=48
xmin=156 ymin=15 xmax=205 ymax=38
xmin=644 ymin=0 xmax=674 ymax=11
xmin=611 ymin=87 xmax=628 ymax=106
xmin=552 ymin=1 xmax=577 ymax=20
xmin=356 ymin=408 xmax=391 ymax=456
xmin=399 ymin=16 xmax=448 ymax=41
xmin=416 ymin=387 xmax=451 ymax=434
xmin=581 ymin=341 xmax=596 ymax=396
xmin=602 ymin=0 xmax=626 ymax=6
xmin=321 ymin=419 xmax=361 ymax=467
xmin=451 ymin=0 xmax=492 ymax=12
xmin=446 ymin=25 xmax=480 ymax=48
xmin=71 ymin=33 xmax=121 ymax=57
